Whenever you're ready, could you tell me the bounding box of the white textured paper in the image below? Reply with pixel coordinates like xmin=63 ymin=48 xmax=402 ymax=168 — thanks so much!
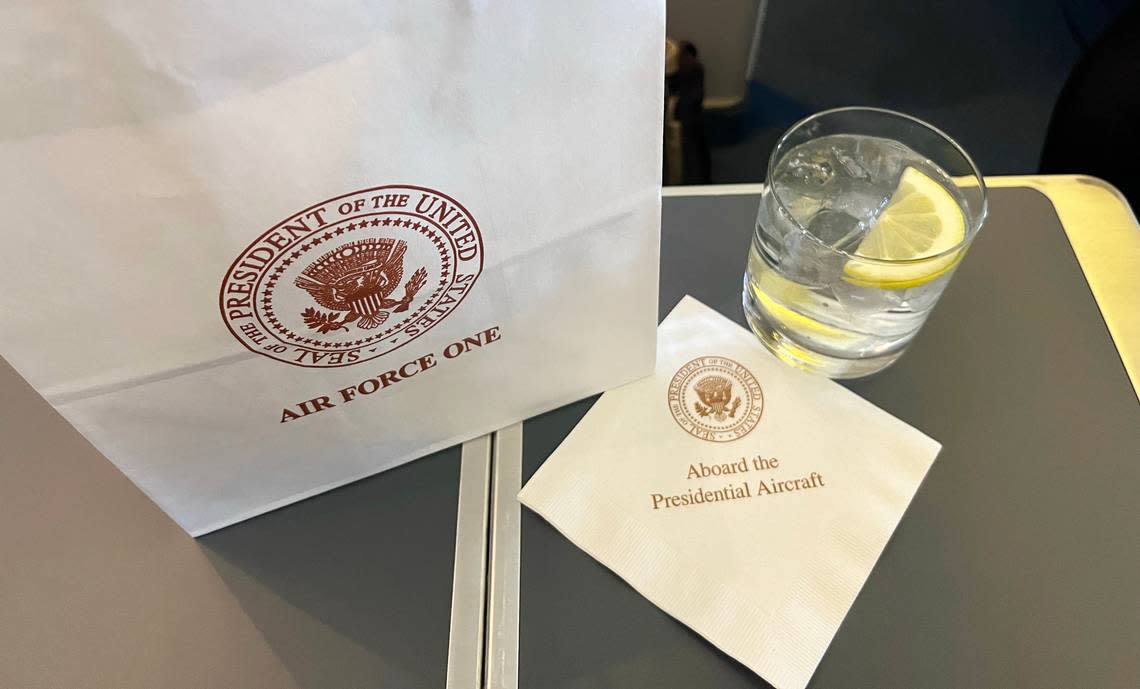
xmin=0 ymin=2 xmax=663 ymax=534
xmin=519 ymin=296 xmax=940 ymax=689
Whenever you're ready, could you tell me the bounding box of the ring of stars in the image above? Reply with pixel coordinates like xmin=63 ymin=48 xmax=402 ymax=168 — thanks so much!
xmin=256 ymin=213 xmax=458 ymax=348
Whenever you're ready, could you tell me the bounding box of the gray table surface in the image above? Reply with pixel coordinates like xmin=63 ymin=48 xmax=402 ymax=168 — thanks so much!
xmin=518 ymin=188 xmax=1140 ymax=689
xmin=1 ymin=187 xmax=1138 ymax=689
xmin=0 ymin=368 xmax=461 ymax=689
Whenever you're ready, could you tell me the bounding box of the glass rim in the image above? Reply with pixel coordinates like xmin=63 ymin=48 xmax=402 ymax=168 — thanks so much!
xmin=765 ymin=106 xmax=989 ymax=266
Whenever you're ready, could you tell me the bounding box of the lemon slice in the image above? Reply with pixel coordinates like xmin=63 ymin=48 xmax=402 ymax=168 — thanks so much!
xmin=751 ymin=268 xmax=855 ymax=342
xmin=843 ymin=166 xmax=967 ymax=289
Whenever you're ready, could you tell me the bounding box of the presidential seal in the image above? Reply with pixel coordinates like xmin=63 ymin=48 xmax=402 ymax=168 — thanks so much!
xmin=220 ymin=185 xmax=483 ymax=368
xmin=667 ymin=356 xmax=763 ymax=442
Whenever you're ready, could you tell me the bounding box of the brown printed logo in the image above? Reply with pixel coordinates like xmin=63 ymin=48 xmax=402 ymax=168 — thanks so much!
xmin=667 ymin=356 xmax=763 ymax=442
xmin=220 ymin=185 xmax=483 ymax=368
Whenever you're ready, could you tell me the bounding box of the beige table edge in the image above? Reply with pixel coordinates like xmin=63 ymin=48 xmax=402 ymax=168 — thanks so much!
xmin=664 ymin=174 xmax=1140 ymax=400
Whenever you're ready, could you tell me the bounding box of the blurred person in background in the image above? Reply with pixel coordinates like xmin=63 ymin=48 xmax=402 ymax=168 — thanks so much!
xmin=669 ymin=41 xmax=711 ymax=185
xmin=1041 ymin=0 xmax=1140 ymax=205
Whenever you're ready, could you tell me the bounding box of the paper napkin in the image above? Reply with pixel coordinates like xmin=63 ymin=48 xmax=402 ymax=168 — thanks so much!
xmin=518 ymin=295 xmax=941 ymax=689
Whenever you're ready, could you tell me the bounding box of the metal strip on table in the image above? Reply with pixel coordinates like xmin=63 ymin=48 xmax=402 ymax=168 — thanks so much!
xmin=445 ymin=435 xmax=493 ymax=689
xmin=485 ymin=424 xmax=523 ymax=689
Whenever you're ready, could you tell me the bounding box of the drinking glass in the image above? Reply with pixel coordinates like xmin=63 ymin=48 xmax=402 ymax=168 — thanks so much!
xmin=743 ymin=107 xmax=987 ymax=378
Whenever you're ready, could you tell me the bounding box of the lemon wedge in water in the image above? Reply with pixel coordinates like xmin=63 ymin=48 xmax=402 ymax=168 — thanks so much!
xmin=843 ymin=166 xmax=967 ymax=289
xmin=752 ymin=268 xmax=853 ymax=340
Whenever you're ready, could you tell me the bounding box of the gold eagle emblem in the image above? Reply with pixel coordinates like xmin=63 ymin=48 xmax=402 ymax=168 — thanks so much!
xmin=294 ymin=238 xmax=427 ymax=333
xmin=693 ymin=375 xmax=741 ymax=422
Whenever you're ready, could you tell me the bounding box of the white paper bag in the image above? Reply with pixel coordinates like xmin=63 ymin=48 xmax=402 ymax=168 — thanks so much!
xmin=0 ymin=2 xmax=663 ymax=535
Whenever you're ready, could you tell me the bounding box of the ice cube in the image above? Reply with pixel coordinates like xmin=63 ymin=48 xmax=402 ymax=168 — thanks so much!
xmin=833 ymin=145 xmax=871 ymax=179
xmin=778 ymin=229 xmax=846 ymax=287
xmin=831 ymin=185 xmax=890 ymax=227
xmin=757 ymin=192 xmax=802 ymax=246
xmin=776 ymin=145 xmax=836 ymax=189
xmin=807 ymin=209 xmax=863 ymax=251
xmin=855 ymin=136 xmax=913 ymax=187
xmin=769 ymin=134 xmax=936 ymax=262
